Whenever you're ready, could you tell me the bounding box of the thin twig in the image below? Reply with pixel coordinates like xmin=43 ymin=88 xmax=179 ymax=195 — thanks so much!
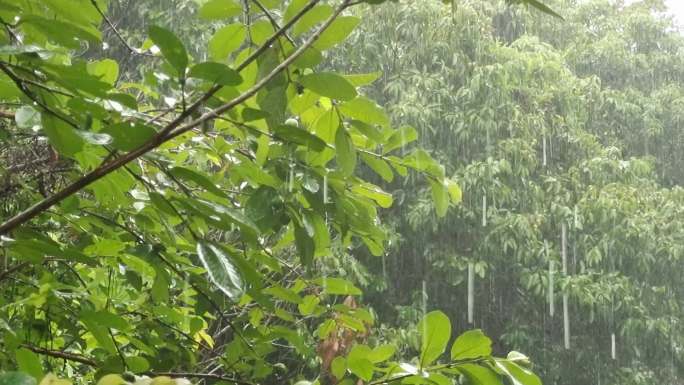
xmin=20 ymin=344 xmax=97 ymax=366
xmin=0 ymin=0 xmax=337 ymax=235
xmin=89 ymin=0 xmax=154 ymax=57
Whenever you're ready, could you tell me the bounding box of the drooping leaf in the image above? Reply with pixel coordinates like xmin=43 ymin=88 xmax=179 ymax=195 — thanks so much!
xmin=101 ymin=122 xmax=157 ymax=151
xmin=273 ymin=125 xmax=327 ymax=151
xmin=197 ymin=242 xmax=245 ymax=301
xmin=335 ymin=127 xmax=356 ymax=176
xmin=15 ymin=348 xmax=43 ymax=380
xmin=314 ymin=16 xmax=361 ymax=50
xmin=0 ymin=372 xmax=36 ymax=385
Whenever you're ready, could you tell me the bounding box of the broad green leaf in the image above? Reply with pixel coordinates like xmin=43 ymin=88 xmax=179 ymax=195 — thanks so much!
xmin=168 ymin=167 xmax=227 ymax=198
xmin=293 ymin=5 xmax=334 ymax=36
xmin=339 ymin=96 xmax=390 ymax=128
xmin=87 ymin=59 xmax=119 ymax=85
xmin=418 ymin=310 xmax=451 ymax=367
xmin=197 ymin=242 xmax=245 ymax=300
xmin=494 ymin=360 xmax=542 ymax=385
xmin=101 ymin=122 xmax=157 ymax=151
xmin=347 ymin=353 xmax=374 ymax=381
xmin=430 ymin=179 xmax=449 ymax=217
xmin=331 ymin=356 xmax=346 ymax=379
xmin=361 ymin=153 xmax=394 ymax=182
xmin=148 ymin=26 xmax=188 ymax=76
xmin=199 ymin=0 xmax=242 ymax=20
xmin=300 ymin=72 xmax=357 ymax=101
xmin=42 ymin=115 xmax=84 ymax=157
xmin=367 ymin=344 xmax=395 ymax=363
xmin=273 ymin=124 xmax=327 ymax=151
xmin=81 ymin=317 xmax=117 ymax=354
xmin=351 ymin=182 xmax=393 ymax=208
xmin=125 ymin=356 xmax=150 ymax=373
xmin=383 ymin=126 xmax=418 ymax=154
xmin=314 ymin=16 xmax=361 ymax=50
xmin=15 ymin=106 xmax=40 ymax=129
xmin=313 ymin=277 xmax=361 ymax=295
xmin=335 ymin=127 xmax=356 ymax=176
xmin=298 ymin=294 xmax=320 ymax=316
xmin=15 ymin=348 xmax=43 ymax=380
xmin=189 ymin=62 xmax=242 ymax=86
xmin=459 ymin=364 xmax=503 ymax=385
xmin=208 ymin=24 xmax=246 ymax=60
xmin=344 ymin=72 xmax=383 ymax=87
xmin=451 ymin=329 xmax=492 ymax=360
xmin=447 ymin=179 xmax=463 ymax=204
xmin=96 ymin=374 xmax=126 ymax=385
xmin=0 ymin=372 xmax=36 ymax=385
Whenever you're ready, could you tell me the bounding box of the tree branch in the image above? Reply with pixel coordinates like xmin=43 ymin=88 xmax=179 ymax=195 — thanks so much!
xmin=0 ymin=0 xmax=325 ymax=235
xmin=21 ymin=344 xmax=97 ymax=366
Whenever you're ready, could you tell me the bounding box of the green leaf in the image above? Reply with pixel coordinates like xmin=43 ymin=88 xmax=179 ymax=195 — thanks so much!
xmin=447 ymin=179 xmax=462 ymax=204
xmin=81 ymin=317 xmax=117 ymax=355
xmin=125 ymin=356 xmax=150 ymax=373
xmin=367 ymin=344 xmax=395 ymax=363
xmin=294 ymin=224 xmax=315 ymax=266
xmin=418 ymin=310 xmax=451 ymax=367
xmin=148 ymin=25 xmax=188 ymax=76
xmin=197 ymin=242 xmax=245 ymax=301
xmin=189 ymin=62 xmax=242 ymax=86
xmin=313 ymin=277 xmax=361 ymax=295
xmin=344 ymin=71 xmax=383 ymax=87
xmin=300 ymin=72 xmax=357 ymax=101
xmin=168 ymin=167 xmax=227 ymax=198
xmin=199 ymin=0 xmax=242 ymax=20
xmin=335 ymin=127 xmax=356 ymax=176
xmin=314 ymin=16 xmax=361 ymax=50
xmin=494 ymin=360 xmax=542 ymax=385
xmin=101 ymin=122 xmax=157 ymax=151
xmin=293 ymin=5 xmax=334 ymax=36
xmin=298 ymin=294 xmax=320 ymax=316
xmin=0 ymin=372 xmax=36 ymax=385
xmin=459 ymin=364 xmax=503 ymax=385
xmin=15 ymin=106 xmax=40 ymax=129
xmin=351 ymin=182 xmax=393 ymax=208
xmin=273 ymin=125 xmax=327 ymax=151
xmin=15 ymin=348 xmax=43 ymax=380
xmin=87 ymin=59 xmax=119 ymax=86
xmin=451 ymin=329 xmax=492 ymax=360
xmin=361 ymin=153 xmax=393 ymax=182
xmin=384 ymin=126 xmax=418 ymax=154
xmin=42 ymin=115 xmax=84 ymax=157
xmin=430 ymin=179 xmax=449 ymax=217
xmin=347 ymin=351 xmax=374 ymax=382
xmin=208 ymin=24 xmax=246 ymax=60
xmin=331 ymin=356 xmax=346 ymax=379
xmin=339 ymin=96 xmax=390 ymax=128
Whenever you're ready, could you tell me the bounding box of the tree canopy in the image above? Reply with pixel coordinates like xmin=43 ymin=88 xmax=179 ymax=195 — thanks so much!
xmin=0 ymin=1 xmax=558 ymax=385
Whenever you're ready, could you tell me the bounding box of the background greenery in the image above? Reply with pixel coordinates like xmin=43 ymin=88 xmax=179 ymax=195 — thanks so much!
xmin=1 ymin=1 xmax=682 ymax=385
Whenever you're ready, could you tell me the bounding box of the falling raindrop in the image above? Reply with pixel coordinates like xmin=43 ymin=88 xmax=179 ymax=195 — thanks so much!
xmin=563 ymin=294 xmax=570 ymax=350
xmin=482 ymin=194 xmax=487 ymax=227
xmin=468 ymin=261 xmax=475 ymax=324
xmin=611 ymin=332 xmax=616 ymax=360
xmin=323 ymin=173 xmax=328 ymax=203
xmin=547 ymin=240 xmax=555 ymax=317
xmin=542 ymin=134 xmax=547 ymax=167
xmin=288 ymin=163 xmax=294 ymax=193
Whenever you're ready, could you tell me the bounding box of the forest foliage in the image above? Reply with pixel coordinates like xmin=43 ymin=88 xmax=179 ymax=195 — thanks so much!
xmin=0 ymin=1 xmax=565 ymax=385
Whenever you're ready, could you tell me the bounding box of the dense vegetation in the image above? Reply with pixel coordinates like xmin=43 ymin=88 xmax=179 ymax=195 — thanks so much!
xmin=1 ymin=1 xmax=682 ymax=385
xmin=0 ymin=1 xmax=555 ymax=385
xmin=331 ymin=1 xmax=684 ymax=384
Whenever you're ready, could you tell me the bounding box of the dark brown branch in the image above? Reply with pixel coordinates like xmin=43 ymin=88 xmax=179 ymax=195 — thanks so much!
xmin=0 ymin=110 xmax=13 ymax=119
xmin=21 ymin=344 xmax=97 ymax=366
xmin=0 ymin=262 xmax=30 ymax=282
xmin=0 ymin=0 xmax=330 ymax=236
